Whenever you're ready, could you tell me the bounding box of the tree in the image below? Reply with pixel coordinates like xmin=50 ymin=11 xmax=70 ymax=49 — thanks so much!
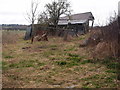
xmin=26 ymin=0 xmax=39 ymax=37
xmin=37 ymin=12 xmax=49 ymax=26
xmin=45 ymin=0 xmax=71 ymax=28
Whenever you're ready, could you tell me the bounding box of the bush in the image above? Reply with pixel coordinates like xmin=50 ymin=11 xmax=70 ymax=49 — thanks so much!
xmin=88 ymin=15 xmax=119 ymax=59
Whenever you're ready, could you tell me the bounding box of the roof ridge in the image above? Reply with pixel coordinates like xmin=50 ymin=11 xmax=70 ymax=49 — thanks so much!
xmin=60 ymin=12 xmax=94 ymax=21
xmin=72 ymin=12 xmax=92 ymax=15
xmin=73 ymin=12 xmax=91 ymax=15
xmin=60 ymin=12 xmax=92 ymax=18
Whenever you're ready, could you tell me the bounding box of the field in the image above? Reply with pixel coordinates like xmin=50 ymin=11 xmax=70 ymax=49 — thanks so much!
xmin=2 ymin=31 xmax=119 ymax=88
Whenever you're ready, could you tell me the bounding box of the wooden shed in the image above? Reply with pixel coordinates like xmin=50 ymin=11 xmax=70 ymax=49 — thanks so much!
xmin=58 ymin=12 xmax=95 ymax=34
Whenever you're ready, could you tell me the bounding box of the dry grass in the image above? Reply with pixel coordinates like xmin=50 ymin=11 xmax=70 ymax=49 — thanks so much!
xmin=2 ymin=30 xmax=25 ymax=45
xmin=85 ymin=24 xmax=119 ymax=59
xmin=2 ymin=31 xmax=118 ymax=88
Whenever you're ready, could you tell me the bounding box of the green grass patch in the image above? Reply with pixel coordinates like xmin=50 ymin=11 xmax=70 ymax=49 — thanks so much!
xmin=68 ymin=53 xmax=79 ymax=57
xmin=50 ymin=45 xmax=58 ymax=48
xmin=81 ymin=74 xmax=117 ymax=88
xmin=66 ymin=56 xmax=81 ymax=62
xmin=2 ymin=61 xmax=9 ymax=70
xmin=2 ymin=59 xmax=45 ymax=70
xmin=56 ymin=61 xmax=67 ymax=66
xmin=43 ymin=51 xmax=55 ymax=57
xmin=81 ymin=59 xmax=93 ymax=64
xmin=106 ymin=62 xmax=119 ymax=69
xmin=103 ymin=75 xmax=117 ymax=86
xmin=74 ymin=67 xmax=83 ymax=71
xmin=49 ymin=57 xmax=56 ymax=60
xmin=66 ymin=53 xmax=82 ymax=62
xmin=105 ymin=70 xmax=117 ymax=73
xmin=64 ymin=46 xmax=76 ymax=51
xmin=67 ymin=61 xmax=79 ymax=67
xmin=37 ymin=62 xmax=45 ymax=66
xmin=83 ymin=58 xmax=119 ymax=70
xmin=4 ymin=55 xmax=14 ymax=59
xmin=81 ymin=74 xmax=100 ymax=81
xmin=100 ymin=58 xmax=119 ymax=69
xmin=79 ymin=36 xmax=86 ymax=40
xmin=0 ymin=61 xmax=2 ymax=70
xmin=55 ymin=60 xmax=80 ymax=67
xmin=54 ymin=53 xmax=83 ymax=67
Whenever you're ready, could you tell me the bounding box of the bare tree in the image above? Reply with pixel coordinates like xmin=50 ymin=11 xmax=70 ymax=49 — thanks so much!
xmin=26 ymin=0 xmax=39 ymax=37
xmin=45 ymin=0 xmax=71 ymax=28
xmin=37 ymin=12 xmax=49 ymax=26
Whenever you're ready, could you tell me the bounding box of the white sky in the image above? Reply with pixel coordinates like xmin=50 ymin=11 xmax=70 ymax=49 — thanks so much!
xmin=0 ymin=0 xmax=119 ymax=26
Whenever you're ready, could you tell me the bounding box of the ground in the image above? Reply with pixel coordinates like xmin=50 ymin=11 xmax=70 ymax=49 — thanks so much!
xmin=2 ymin=31 xmax=119 ymax=88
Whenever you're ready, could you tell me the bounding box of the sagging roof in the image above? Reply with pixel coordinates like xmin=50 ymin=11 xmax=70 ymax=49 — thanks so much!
xmin=58 ymin=20 xmax=87 ymax=25
xmin=58 ymin=12 xmax=94 ymax=25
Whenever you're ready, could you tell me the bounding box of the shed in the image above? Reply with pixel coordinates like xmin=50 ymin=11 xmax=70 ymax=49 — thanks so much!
xmin=24 ymin=12 xmax=95 ymax=40
xmin=58 ymin=12 xmax=94 ymax=34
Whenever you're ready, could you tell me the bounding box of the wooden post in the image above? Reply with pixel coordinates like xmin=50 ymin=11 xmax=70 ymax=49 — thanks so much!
xmin=91 ymin=20 xmax=94 ymax=28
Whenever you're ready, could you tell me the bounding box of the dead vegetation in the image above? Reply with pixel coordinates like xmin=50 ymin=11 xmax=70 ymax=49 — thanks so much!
xmin=2 ymin=30 xmax=25 ymax=45
xmin=80 ymin=18 xmax=119 ymax=59
xmin=2 ymin=30 xmax=119 ymax=88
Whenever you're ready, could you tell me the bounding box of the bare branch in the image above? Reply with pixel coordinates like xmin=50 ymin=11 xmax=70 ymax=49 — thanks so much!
xmin=45 ymin=0 xmax=71 ymax=27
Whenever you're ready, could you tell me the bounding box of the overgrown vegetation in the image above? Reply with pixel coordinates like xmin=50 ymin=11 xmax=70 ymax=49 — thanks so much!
xmin=79 ymin=14 xmax=119 ymax=60
xmin=2 ymin=30 xmax=118 ymax=88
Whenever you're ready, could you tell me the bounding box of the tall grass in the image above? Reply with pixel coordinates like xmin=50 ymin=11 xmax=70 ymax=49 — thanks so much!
xmin=2 ymin=30 xmax=25 ymax=44
xmin=90 ymin=14 xmax=119 ymax=58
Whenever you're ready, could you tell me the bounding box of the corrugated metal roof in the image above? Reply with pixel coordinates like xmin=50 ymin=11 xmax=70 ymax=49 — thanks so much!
xmin=58 ymin=12 xmax=94 ymax=25
xmin=58 ymin=20 xmax=87 ymax=25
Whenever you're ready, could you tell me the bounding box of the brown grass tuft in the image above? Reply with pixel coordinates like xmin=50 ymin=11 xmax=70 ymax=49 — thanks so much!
xmin=2 ymin=31 xmax=25 ymax=45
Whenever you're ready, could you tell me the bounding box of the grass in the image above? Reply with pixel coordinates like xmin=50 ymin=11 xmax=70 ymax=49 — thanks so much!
xmin=81 ymin=59 xmax=92 ymax=64
xmin=2 ymin=31 xmax=118 ymax=88
xmin=81 ymin=74 xmax=117 ymax=88
xmin=3 ymin=59 xmax=45 ymax=70
xmin=106 ymin=70 xmax=117 ymax=73
xmin=55 ymin=60 xmax=79 ymax=67
xmin=64 ymin=46 xmax=75 ymax=51
xmin=2 ymin=30 xmax=25 ymax=44
xmin=4 ymin=56 xmax=14 ymax=59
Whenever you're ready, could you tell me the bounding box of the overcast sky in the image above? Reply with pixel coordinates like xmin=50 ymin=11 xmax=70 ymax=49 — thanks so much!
xmin=0 ymin=0 xmax=119 ymax=26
